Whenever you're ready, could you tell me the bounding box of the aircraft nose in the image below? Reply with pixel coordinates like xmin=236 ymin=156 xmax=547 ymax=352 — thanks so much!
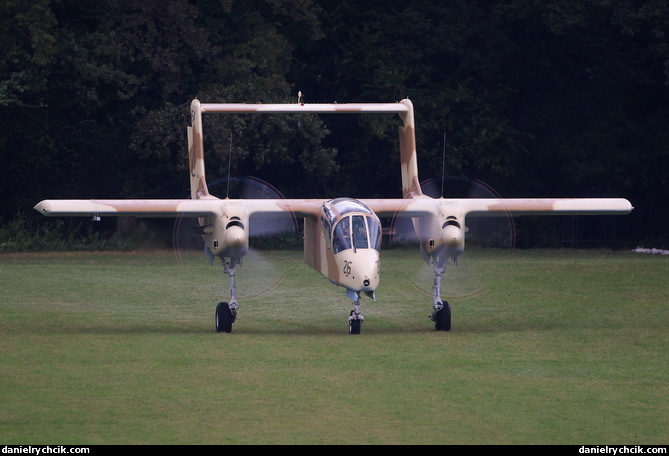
xmin=441 ymin=224 xmax=463 ymax=249
xmin=357 ymin=263 xmax=379 ymax=291
xmin=358 ymin=273 xmax=378 ymax=292
xmin=338 ymin=250 xmax=380 ymax=292
xmin=361 ymin=275 xmax=377 ymax=291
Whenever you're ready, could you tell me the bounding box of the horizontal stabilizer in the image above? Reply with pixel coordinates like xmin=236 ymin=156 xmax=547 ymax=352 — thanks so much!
xmin=199 ymin=102 xmax=411 ymax=114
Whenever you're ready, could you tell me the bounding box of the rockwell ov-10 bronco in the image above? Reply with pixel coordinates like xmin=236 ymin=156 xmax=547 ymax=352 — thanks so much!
xmin=34 ymin=98 xmax=633 ymax=334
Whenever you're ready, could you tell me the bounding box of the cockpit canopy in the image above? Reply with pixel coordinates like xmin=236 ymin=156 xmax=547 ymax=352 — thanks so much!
xmin=320 ymin=198 xmax=382 ymax=254
xmin=332 ymin=214 xmax=381 ymax=254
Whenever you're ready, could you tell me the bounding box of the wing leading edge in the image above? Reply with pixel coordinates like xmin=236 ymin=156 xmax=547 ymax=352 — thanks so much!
xmin=33 ymin=198 xmax=326 ymax=219
xmin=361 ymin=197 xmax=633 ymax=219
xmin=35 ymin=196 xmax=632 ymax=223
xmin=34 ymin=199 xmax=221 ymax=218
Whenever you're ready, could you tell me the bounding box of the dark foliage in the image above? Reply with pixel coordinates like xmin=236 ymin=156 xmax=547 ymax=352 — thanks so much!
xmin=1 ymin=0 xmax=667 ymax=247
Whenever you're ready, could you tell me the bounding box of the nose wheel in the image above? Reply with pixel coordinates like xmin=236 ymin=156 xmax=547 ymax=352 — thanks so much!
xmin=348 ymin=310 xmax=363 ymax=334
xmin=347 ymin=292 xmax=364 ymax=334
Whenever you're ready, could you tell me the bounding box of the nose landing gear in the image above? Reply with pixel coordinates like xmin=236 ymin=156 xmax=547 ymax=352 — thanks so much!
xmin=347 ymin=292 xmax=364 ymax=334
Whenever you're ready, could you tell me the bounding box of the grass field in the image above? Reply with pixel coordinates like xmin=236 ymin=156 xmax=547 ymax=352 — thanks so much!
xmin=1 ymin=247 xmax=667 ymax=444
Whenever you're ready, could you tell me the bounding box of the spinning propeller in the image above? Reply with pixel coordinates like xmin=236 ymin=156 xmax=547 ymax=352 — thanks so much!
xmin=172 ymin=176 xmax=297 ymax=301
xmin=391 ymin=176 xmax=515 ymax=301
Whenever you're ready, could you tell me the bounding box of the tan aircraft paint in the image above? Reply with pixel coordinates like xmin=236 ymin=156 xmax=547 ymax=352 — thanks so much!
xmin=397 ymin=100 xmax=423 ymax=199
xmin=34 ymin=97 xmax=633 ymax=302
xmin=189 ymin=100 xmax=210 ymax=199
xmin=303 ymin=216 xmax=339 ymax=282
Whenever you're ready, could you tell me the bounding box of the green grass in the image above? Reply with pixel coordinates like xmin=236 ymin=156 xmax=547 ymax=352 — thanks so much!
xmin=1 ymin=247 xmax=667 ymax=444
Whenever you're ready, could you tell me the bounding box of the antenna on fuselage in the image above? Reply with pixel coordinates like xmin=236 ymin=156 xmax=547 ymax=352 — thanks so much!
xmin=226 ymin=132 xmax=233 ymax=198
xmin=441 ymin=132 xmax=447 ymax=198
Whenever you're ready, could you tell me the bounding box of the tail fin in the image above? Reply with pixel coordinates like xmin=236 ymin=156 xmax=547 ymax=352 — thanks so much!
xmin=188 ymin=99 xmax=210 ymax=199
xmin=397 ymin=99 xmax=422 ymax=198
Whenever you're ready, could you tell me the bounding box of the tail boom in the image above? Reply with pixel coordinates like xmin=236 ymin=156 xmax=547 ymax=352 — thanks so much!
xmin=189 ymin=100 xmax=209 ymax=199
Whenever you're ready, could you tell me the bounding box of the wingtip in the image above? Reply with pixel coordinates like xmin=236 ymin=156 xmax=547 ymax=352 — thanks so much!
xmin=33 ymin=201 xmax=47 ymax=214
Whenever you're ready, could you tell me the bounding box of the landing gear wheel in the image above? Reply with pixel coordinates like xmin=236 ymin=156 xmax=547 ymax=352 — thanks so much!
xmin=348 ymin=310 xmax=362 ymax=335
xmin=434 ymin=301 xmax=451 ymax=331
xmin=215 ymin=302 xmax=234 ymax=333
xmin=349 ymin=319 xmax=361 ymax=335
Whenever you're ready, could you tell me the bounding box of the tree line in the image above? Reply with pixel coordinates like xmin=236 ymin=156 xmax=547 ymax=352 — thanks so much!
xmin=2 ymin=0 xmax=668 ymax=247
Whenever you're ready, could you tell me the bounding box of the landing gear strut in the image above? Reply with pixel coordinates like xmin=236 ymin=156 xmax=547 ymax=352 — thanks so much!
xmin=429 ymin=254 xmax=452 ymax=331
xmin=215 ymin=257 xmax=241 ymax=333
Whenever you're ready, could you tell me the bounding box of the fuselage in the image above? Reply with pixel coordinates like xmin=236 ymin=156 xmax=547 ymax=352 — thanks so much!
xmin=320 ymin=198 xmax=381 ymax=293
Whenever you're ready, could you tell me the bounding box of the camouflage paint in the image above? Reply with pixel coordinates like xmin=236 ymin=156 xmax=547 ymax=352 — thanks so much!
xmin=34 ymin=98 xmax=633 ymax=293
xmin=188 ymin=99 xmax=210 ymax=199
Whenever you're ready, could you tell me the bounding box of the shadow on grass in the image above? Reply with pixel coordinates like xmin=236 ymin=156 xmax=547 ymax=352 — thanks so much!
xmin=15 ymin=319 xmax=578 ymax=336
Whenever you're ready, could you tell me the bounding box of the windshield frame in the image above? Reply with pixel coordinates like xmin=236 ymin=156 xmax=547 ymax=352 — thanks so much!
xmin=332 ymin=214 xmax=381 ymax=254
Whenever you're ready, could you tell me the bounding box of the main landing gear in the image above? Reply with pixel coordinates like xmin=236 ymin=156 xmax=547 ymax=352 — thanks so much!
xmin=215 ymin=257 xmax=240 ymax=333
xmin=213 ymin=254 xmax=452 ymax=334
xmin=429 ymin=254 xmax=452 ymax=331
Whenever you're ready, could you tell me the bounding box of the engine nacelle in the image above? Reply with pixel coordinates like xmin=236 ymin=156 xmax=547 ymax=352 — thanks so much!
xmin=438 ymin=219 xmax=465 ymax=258
xmin=441 ymin=223 xmax=463 ymax=249
xmin=416 ymin=204 xmax=466 ymax=261
xmin=223 ymin=223 xmax=247 ymax=250
xmin=199 ymin=203 xmax=250 ymax=258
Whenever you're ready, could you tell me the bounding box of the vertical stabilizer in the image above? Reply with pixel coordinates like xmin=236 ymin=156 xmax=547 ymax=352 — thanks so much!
xmin=189 ymin=99 xmax=210 ymax=199
xmin=398 ymin=99 xmax=422 ymax=198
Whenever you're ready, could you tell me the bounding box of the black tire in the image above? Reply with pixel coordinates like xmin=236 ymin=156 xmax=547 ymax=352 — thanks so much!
xmin=215 ymin=302 xmax=234 ymax=333
xmin=349 ymin=319 xmax=361 ymax=335
xmin=434 ymin=301 xmax=451 ymax=331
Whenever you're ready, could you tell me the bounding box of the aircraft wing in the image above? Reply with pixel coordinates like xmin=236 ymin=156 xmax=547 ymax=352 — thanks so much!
xmin=35 ymin=196 xmax=632 ymax=220
xmin=361 ymin=197 xmax=633 ymax=218
xmin=33 ymin=198 xmax=326 ymax=219
xmin=458 ymin=198 xmax=634 ymax=216
xmin=34 ymin=199 xmax=224 ymax=218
